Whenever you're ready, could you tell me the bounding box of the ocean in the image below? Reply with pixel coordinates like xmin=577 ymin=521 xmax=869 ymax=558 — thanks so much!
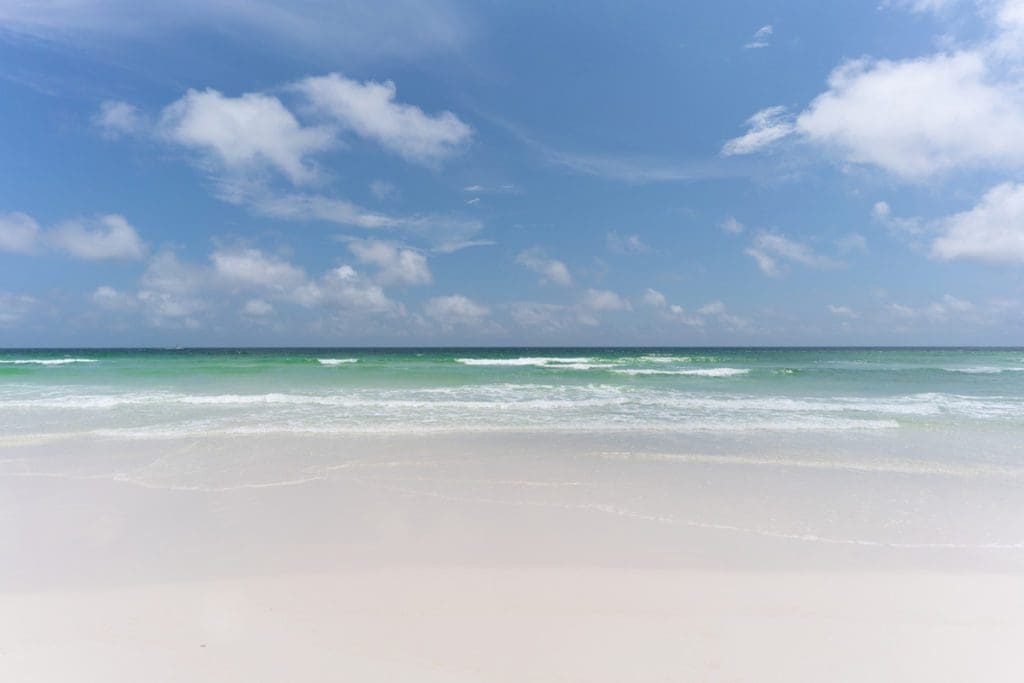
xmin=3 ymin=347 xmax=1023 ymax=438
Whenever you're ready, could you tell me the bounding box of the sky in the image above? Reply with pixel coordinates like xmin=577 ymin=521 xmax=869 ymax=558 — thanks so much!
xmin=1 ymin=0 xmax=1023 ymax=346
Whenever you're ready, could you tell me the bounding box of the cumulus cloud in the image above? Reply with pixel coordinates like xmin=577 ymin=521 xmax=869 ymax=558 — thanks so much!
xmin=639 ymin=288 xmax=742 ymax=328
xmin=516 ymin=247 xmax=572 ymax=286
xmin=641 ymin=288 xmax=667 ymax=307
xmin=931 ymin=182 xmax=1024 ymax=263
xmin=160 ymin=89 xmax=334 ymax=184
xmin=424 ymin=294 xmax=489 ymax=326
xmin=93 ymin=100 xmax=144 ymax=139
xmin=211 ymin=248 xmax=308 ymax=291
xmin=887 ymin=294 xmax=976 ymax=322
xmin=0 ymin=212 xmax=41 ymax=253
xmin=722 ymin=106 xmax=794 ymax=156
xmin=91 ymin=285 xmax=137 ymax=311
xmin=101 ymin=244 xmax=406 ymax=328
xmin=316 ymin=265 xmax=399 ymax=313
xmin=347 ymin=239 xmax=431 ymax=286
xmin=871 ymin=200 xmax=926 ymax=235
xmin=294 ymin=73 xmax=472 ymax=166
xmin=2 ymin=212 xmax=146 ymax=260
xmin=795 ymin=51 xmax=1024 ymax=180
xmin=49 ymin=214 xmax=146 ymax=260
xmin=726 ymin=4 xmax=1024 ymax=180
xmin=720 ymin=216 xmax=745 ymax=234
xmin=582 ymin=288 xmax=631 ymax=312
xmin=745 ymin=232 xmax=841 ymax=277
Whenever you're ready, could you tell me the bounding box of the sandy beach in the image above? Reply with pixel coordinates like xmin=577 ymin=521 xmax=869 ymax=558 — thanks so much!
xmin=4 ymin=427 xmax=1024 ymax=681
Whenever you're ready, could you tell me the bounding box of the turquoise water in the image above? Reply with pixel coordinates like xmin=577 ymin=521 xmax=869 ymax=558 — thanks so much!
xmin=2 ymin=347 xmax=1024 ymax=439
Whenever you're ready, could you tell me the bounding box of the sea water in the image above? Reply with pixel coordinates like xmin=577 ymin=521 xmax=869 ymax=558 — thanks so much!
xmin=2 ymin=347 xmax=1023 ymax=438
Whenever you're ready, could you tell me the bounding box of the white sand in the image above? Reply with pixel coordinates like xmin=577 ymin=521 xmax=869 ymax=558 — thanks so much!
xmin=3 ymin=434 xmax=1024 ymax=681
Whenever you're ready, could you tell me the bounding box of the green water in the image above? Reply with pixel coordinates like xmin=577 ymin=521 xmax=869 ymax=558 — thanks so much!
xmin=1 ymin=347 xmax=1023 ymax=438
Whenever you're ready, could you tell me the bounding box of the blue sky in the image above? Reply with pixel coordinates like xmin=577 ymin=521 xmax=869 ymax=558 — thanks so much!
xmin=1 ymin=0 xmax=1023 ymax=346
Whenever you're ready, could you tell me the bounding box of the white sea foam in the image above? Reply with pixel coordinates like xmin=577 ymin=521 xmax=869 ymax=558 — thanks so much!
xmin=456 ymin=357 xmax=593 ymax=367
xmin=946 ymin=366 xmax=1024 ymax=374
xmin=614 ymin=368 xmax=750 ymax=377
xmin=317 ymin=358 xmax=359 ymax=366
xmin=0 ymin=358 xmax=97 ymax=365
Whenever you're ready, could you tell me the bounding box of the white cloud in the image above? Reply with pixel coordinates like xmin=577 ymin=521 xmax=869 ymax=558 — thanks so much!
xmin=516 ymin=247 xmax=572 ymax=286
xmin=698 ymin=300 xmax=726 ymax=316
xmin=93 ymin=100 xmax=144 ymax=139
xmin=91 ymin=285 xmax=137 ymax=311
xmin=540 ymin=146 xmax=737 ymax=184
xmin=0 ymin=212 xmax=41 ymax=253
xmin=886 ymin=0 xmax=959 ymax=12
xmin=722 ymin=106 xmax=794 ymax=156
xmin=795 ymin=51 xmax=1024 ymax=180
xmin=871 ymin=200 xmax=925 ymax=235
xmin=745 ymin=246 xmax=781 ymax=277
xmin=0 ymin=292 xmax=36 ymax=325
xmin=641 ymin=288 xmax=667 ymax=307
xmin=241 ymin=191 xmax=401 ymax=230
xmin=244 ymin=299 xmax=274 ymax=316
xmin=347 ymin=239 xmax=431 ymax=286
xmin=745 ymin=232 xmax=841 ymax=277
xmin=225 ymin=184 xmax=483 ymax=246
xmin=720 ymin=216 xmax=744 ymax=234
xmin=726 ymin=3 xmax=1024 ymax=180
xmin=943 ymin=294 xmax=974 ymax=312
xmin=744 ymin=24 xmax=773 ymax=49
xmin=606 ymin=231 xmax=649 ymax=253
xmin=507 ymin=301 xmax=570 ymax=330
xmin=312 ymin=265 xmax=400 ymax=313
xmin=887 ymin=295 xmax=976 ymax=322
xmin=424 ymin=294 xmax=489 ymax=325
xmin=294 ymin=73 xmax=471 ymax=166
xmin=931 ymin=182 xmax=1024 ymax=262
xmin=696 ymin=300 xmax=747 ymax=329
xmin=582 ymin=288 xmax=631 ymax=312
xmin=0 ymin=1 xmax=469 ymax=62
xmin=211 ymin=248 xmax=308 ymax=291
xmin=137 ymin=251 xmax=208 ymax=325
xmin=827 ymin=304 xmax=858 ymax=318
xmin=635 ymin=288 xmax=707 ymax=327
xmin=160 ymin=88 xmax=333 ymax=184
xmin=49 ymin=214 xmax=146 ymax=260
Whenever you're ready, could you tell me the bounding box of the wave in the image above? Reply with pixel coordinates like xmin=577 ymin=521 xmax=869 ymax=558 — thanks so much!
xmin=317 ymin=358 xmax=359 ymax=366
xmin=614 ymin=368 xmax=750 ymax=377
xmin=2 ymin=387 xmax=1021 ymax=421
xmin=455 ymin=357 xmax=593 ymax=367
xmin=0 ymin=358 xmax=97 ymax=366
xmin=945 ymin=367 xmax=1024 ymax=374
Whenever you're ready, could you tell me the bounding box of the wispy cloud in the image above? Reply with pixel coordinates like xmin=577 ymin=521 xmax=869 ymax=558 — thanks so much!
xmin=744 ymin=24 xmax=773 ymax=49
xmin=745 ymin=232 xmax=842 ymax=277
xmin=0 ymin=0 xmax=470 ymax=61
